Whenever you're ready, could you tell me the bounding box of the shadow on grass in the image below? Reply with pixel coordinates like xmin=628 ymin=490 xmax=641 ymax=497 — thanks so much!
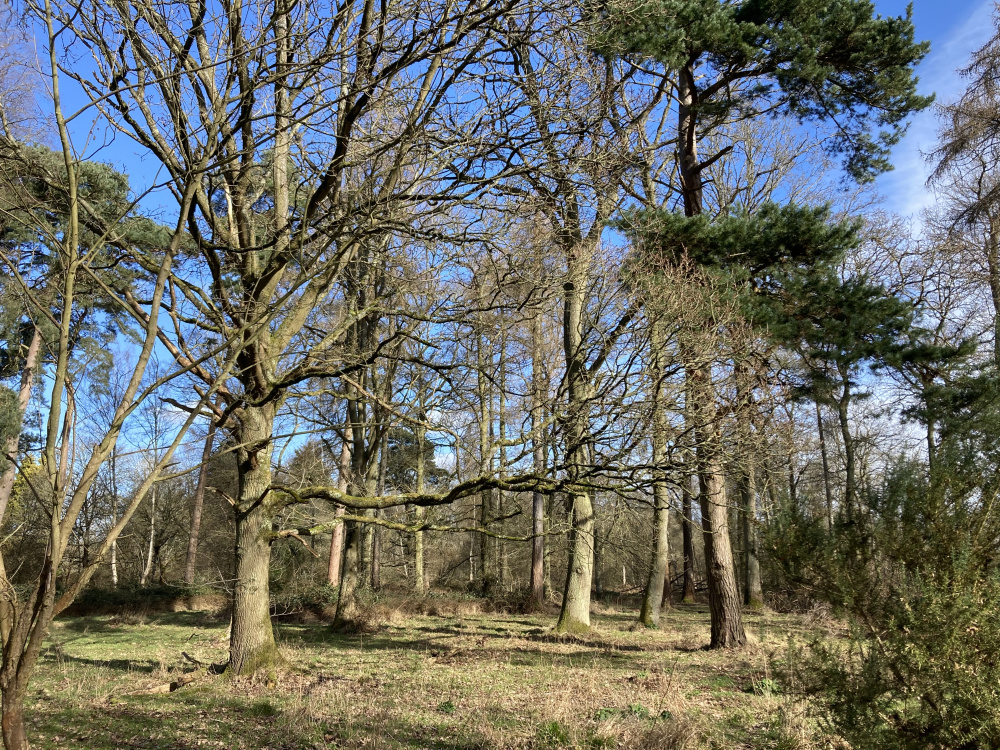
xmin=38 ymin=650 xmax=162 ymax=673
xmin=27 ymin=693 xmax=500 ymax=750
xmin=58 ymin=610 xmax=227 ymax=634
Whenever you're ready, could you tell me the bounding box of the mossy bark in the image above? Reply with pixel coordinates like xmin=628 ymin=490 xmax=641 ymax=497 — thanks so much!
xmin=638 ymin=479 xmax=670 ymax=628
xmin=229 ymin=404 xmax=281 ymax=675
xmin=230 ymin=495 xmax=279 ymax=674
xmin=554 ymin=491 xmax=594 ymax=634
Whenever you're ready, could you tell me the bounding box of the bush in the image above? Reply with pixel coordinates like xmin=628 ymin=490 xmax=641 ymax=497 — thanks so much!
xmin=771 ymin=456 xmax=1000 ymax=749
xmin=792 ymin=554 xmax=1000 ymax=750
xmin=269 ymin=582 xmax=339 ymax=620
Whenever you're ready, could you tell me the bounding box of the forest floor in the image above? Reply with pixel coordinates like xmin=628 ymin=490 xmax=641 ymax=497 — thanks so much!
xmin=26 ymin=595 xmax=843 ymax=750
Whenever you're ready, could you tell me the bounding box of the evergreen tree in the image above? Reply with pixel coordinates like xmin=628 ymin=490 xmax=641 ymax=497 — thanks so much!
xmin=600 ymin=0 xmax=930 ymax=648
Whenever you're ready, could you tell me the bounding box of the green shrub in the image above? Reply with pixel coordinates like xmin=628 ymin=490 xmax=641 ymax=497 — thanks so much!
xmin=771 ymin=455 xmax=1000 ymax=749
xmin=793 ymin=556 xmax=1000 ymax=750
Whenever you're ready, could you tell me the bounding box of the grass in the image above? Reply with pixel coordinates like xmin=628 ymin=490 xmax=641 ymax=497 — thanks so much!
xmin=23 ymin=598 xmax=833 ymax=749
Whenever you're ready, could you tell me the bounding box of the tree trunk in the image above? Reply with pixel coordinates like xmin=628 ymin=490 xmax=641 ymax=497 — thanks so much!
xmin=593 ymin=524 xmax=603 ymax=597
xmin=676 ymin=61 xmax=743 ymax=647
xmin=554 ymin=491 xmax=594 ymax=633
xmin=689 ymin=363 xmax=745 ymax=648
xmin=370 ymin=430 xmax=387 ymax=590
xmin=185 ymin=415 xmax=217 ymax=585
xmin=698 ymin=455 xmax=746 ymax=648
xmin=110 ymin=452 xmax=119 ymax=588
xmin=681 ymin=470 xmax=697 ymax=604
xmin=554 ymin=232 xmax=596 ymax=633
xmin=334 ymin=424 xmax=376 ymax=628
xmin=334 ymin=519 xmax=362 ymax=627
xmin=370 ymin=516 xmax=381 ymax=590
xmin=816 ymin=401 xmax=834 ymax=530
xmin=414 ymin=422 xmax=426 ymax=594
xmin=230 ymin=501 xmax=279 ymax=674
xmin=476 ymin=329 xmax=496 ymax=597
xmin=836 ymin=372 xmax=856 ymax=523
xmin=638 ymin=479 xmax=670 ymax=627
xmin=529 ymin=313 xmax=546 ymax=606
xmin=140 ymin=486 xmax=156 ymax=587
xmin=1 ymin=691 xmax=27 ymax=750
xmin=639 ymin=320 xmax=671 ymax=628
xmin=740 ymin=467 xmax=764 ymax=609
xmin=327 ymin=441 xmax=350 ymax=586
xmin=0 ymin=326 xmax=41 ymax=525
xmin=229 ymin=405 xmax=280 ymax=674
xmin=985 ymin=218 xmax=1000 ymax=367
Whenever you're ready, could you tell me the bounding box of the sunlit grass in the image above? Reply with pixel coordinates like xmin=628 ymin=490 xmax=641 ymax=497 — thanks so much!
xmin=25 ymin=599 xmax=828 ymax=749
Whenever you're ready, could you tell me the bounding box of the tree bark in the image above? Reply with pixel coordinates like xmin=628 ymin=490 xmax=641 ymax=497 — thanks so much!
xmin=413 ymin=422 xmax=426 ymax=594
xmin=555 ymin=490 xmax=594 ymax=633
xmin=554 ymin=235 xmax=596 ymax=634
xmin=230 ymin=501 xmax=279 ymax=674
xmin=334 ymin=518 xmax=363 ymax=627
xmin=816 ymin=400 xmax=834 ymax=530
xmin=639 ymin=321 xmax=671 ymax=628
xmin=638 ymin=478 xmax=670 ymax=627
xmin=740 ymin=467 xmax=764 ymax=609
xmin=327 ymin=441 xmax=349 ymax=586
xmin=1 ymin=691 xmax=27 ymax=750
xmin=677 ymin=60 xmax=744 ymax=647
xmin=593 ymin=524 xmax=603 ymax=597
xmin=185 ymin=415 xmax=217 ymax=585
xmin=529 ymin=313 xmax=546 ymax=606
xmin=229 ymin=404 xmax=280 ymax=674
xmin=681 ymin=469 xmax=697 ymax=603
xmin=698 ymin=453 xmax=746 ymax=648
xmin=0 ymin=326 xmax=41 ymax=525
xmin=985 ymin=218 xmax=1000 ymax=367
xmin=690 ymin=363 xmax=745 ymax=649
xmin=836 ymin=371 xmax=857 ymax=523
xmin=140 ymin=486 xmax=156 ymax=587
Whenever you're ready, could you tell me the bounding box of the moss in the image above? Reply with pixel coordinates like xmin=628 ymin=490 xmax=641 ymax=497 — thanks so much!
xmin=552 ymin=617 xmax=590 ymax=635
xmin=636 ymin=615 xmax=658 ymax=629
xmin=227 ymin=642 xmax=285 ymax=678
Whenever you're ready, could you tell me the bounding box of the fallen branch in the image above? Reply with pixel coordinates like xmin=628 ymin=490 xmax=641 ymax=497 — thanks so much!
xmin=135 ymin=669 xmax=208 ymax=694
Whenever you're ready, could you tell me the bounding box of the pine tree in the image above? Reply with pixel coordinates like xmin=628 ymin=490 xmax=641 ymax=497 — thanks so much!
xmin=600 ymin=0 xmax=931 ymax=649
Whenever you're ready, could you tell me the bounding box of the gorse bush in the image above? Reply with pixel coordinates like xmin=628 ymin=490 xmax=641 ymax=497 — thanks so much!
xmin=792 ymin=554 xmax=1000 ymax=749
xmin=771 ymin=452 xmax=1000 ymax=749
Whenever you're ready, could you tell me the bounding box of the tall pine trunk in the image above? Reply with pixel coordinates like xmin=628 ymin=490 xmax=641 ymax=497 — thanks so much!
xmin=677 ymin=60 xmax=745 ymax=648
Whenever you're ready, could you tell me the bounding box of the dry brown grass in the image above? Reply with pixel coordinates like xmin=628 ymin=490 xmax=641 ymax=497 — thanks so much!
xmin=24 ymin=596 xmax=837 ymax=749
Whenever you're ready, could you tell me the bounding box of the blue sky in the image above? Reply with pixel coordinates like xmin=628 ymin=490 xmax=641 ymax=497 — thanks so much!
xmin=874 ymin=0 xmax=996 ymax=218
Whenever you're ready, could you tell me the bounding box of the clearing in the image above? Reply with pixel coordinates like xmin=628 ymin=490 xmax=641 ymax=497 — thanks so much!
xmin=26 ymin=598 xmax=833 ymax=749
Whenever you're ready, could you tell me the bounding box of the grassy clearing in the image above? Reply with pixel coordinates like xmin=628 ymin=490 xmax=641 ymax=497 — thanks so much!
xmin=25 ymin=598 xmax=838 ymax=749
